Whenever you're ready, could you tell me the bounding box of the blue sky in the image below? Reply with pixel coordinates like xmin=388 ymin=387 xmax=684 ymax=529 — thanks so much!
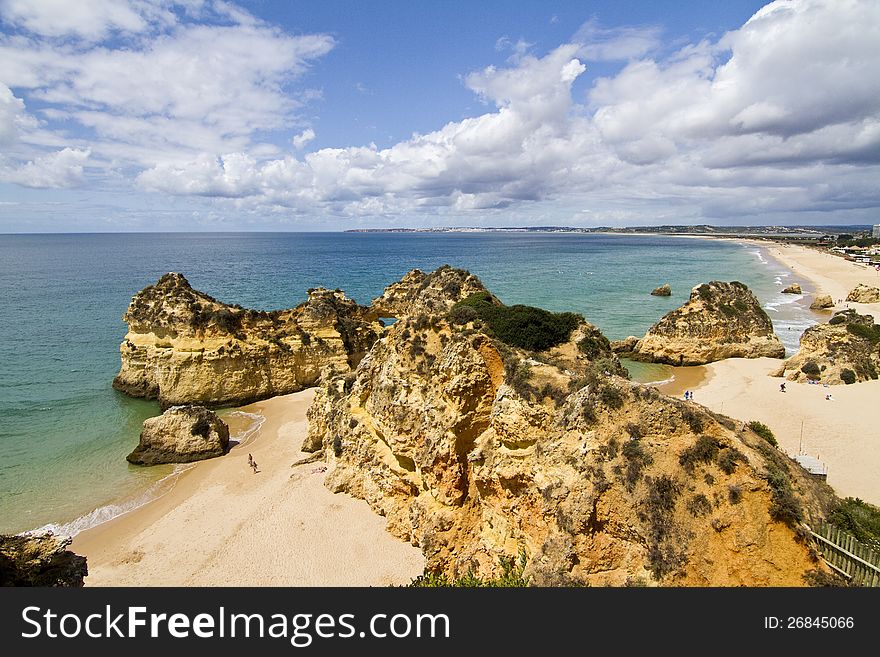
xmin=1 ymin=0 xmax=878 ymax=231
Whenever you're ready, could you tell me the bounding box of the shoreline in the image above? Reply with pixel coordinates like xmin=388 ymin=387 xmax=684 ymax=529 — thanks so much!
xmin=71 ymin=389 xmax=425 ymax=586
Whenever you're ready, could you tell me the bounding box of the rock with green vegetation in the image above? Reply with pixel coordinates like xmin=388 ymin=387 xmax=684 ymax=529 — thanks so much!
xmin=0 ymin=533 xmax=87 ymax=586
xmin=306 ymin=274 xmax=836 ymax=586
xmin=114 ymin=273 xmax=382 ymax=408
xmin=127 ymin=405 xmax=229 ymax=465
xmin=845 ymin=284 xmax=880 ymax=304
xmin=772 ymin=309 xmax=880 ymax=384
xmin=632 ymin=281 xmax=785 ymax=365
xmin=370 ymin=265 xmax=489 ymax=318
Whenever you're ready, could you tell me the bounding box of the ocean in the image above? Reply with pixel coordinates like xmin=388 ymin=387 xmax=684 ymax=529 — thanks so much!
xmin=0 ymin=232 xmax=818 ymax=535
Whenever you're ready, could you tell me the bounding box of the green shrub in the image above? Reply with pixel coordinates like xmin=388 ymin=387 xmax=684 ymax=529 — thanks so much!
xmin=728 ymin=484 xmax=743 ymax=505
xmin=680 ymin=406 xmax=704 ymax=433
xmin=828 ymin=314 xmax=847 ymax=326
xmin=717 ymin=447 xmax=745 ymax=475
xmin=449 ymin=292 xmax=581 ymax=351
xmin=598 ymin=384 xmax=625 ymax=409
xmin=840 ymin=368 xmax=856 ymax=385
xmin=448 ymin=304 xmax=478 ymax=325
xmin=847 ymin=322 xmax=880 ymax=345
xmin=409 ymin=548 xmax=530 ymax=587
xmin=765 ymin=465 xmax=804 ymax=527
xmin=679 ymin=435 xmax=719 ymax=473
xmin=828 ymin=498 xmax=880 ymax=551
xmin=577 ymin=333 xmax=611 ymax=359
xmin=686 ymin=494 xmax=712 ymax=517
xmin=622 ymin=439 xmax=653 ymax=490
xmin=748 ymin=420 xmax=778 ymax=447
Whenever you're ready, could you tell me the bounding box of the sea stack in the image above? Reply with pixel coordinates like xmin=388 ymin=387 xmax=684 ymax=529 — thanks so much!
xmin=781 ymin=283 xmax=802 ymax=294
xmin=127 ymin=405 xmax=230 ymax=465
xmin=810 ymin=294 xmax=834 ymax=310
xmin=305 ymin=267 xmax=832 ymax=586
xmin=771 ymin=309 xmax=880 ymax=385
xmin=650 ymin=283 xmax=672 ymax=296
xmin=631 ymin=281 xmax=785 ymax=365
xmin=113 ymin=273 xmax=382 ymax=408
xmin=846 ymin=284 xmax=880 ymax=303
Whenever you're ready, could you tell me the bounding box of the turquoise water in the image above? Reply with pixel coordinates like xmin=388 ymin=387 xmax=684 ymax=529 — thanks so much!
xmin=0 ymin=232 xmax=814 ymax=534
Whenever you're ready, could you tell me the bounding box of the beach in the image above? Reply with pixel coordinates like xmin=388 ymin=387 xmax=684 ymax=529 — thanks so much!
xmin=35 ymin=237 xmax=880 ymax=583
xmin=71 ymin=389 xmax=425 ymax=586
xmin=662 ymin=242 xmax=880 ymax=504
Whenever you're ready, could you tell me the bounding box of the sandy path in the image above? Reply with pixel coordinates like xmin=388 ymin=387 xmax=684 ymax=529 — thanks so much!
xmin=72 ymin=389 xmax=425 ymax=586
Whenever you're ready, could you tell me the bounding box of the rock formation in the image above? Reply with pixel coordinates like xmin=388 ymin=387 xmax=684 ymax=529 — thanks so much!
xmin=846 ymin=284 xmax=880 ymax=304
xmin=113 ymin=273 xmax=382 ymax=408
xmin=630 ymin=281 xmax=785 ymax=365
xmin=610 ymin=336 xmax=639 ymax=354
xmin=370 ymin=265 xmax=490 ymax=318
xmin=771 ymin=310 xmax=880 ymax=385
xmin=305 ymin=270 xmax=831 ymax=586
xmin=127 ymin=405 xmax=230 ymax=465
xmin=810 ymin=295 xmax=834 ymax=310
xmin=781 ymin=283 xmax=802 ymax=294
xmin=650 ymin=283 xmax=672 ymax=297
xmin=0 ymin=533 xmax=87 ymax=586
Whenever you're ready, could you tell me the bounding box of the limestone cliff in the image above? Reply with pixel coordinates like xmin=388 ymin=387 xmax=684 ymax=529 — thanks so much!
xmin=127 ymin=405 xmax=230 ymax=465
xmin=305 ymin=282 xmax=831 ymax=586
xmin=0 ymin=533 xmax=87 ymax=586
xmin=772 ymin=310 xmax=880 ymax=384
xmin=370 ymin=265 xmax=490 ymax=318
xmin=113 ymin=273 xmax=382 ymax=408
xmin=632 ymin=281 xmax=785 ymax=365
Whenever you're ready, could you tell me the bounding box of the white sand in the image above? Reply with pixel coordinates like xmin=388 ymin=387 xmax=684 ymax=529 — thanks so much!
xmin=690 ymin=357 xmax=880 ymax=504
xmin=72 ymin=389 xmax=425 ymax=586
xmin=683 ymin=242 xmax=880 ymax=505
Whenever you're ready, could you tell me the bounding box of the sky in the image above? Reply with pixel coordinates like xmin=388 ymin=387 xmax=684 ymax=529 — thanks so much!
xmin=1 ymin=0 xmax=879 ymax=232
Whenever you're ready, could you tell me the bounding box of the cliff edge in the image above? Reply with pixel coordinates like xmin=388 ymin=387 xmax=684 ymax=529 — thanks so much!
xmin=113 ymin=273 xmax=382 ymax=408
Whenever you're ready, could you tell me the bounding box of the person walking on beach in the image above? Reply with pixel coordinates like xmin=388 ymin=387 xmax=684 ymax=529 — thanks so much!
xmin=251 ymin=459 xmax=259 ymax=474
xmin=248 ymin=453 xmax=254 ymax=468
xmin=779 ymin=382 xmax=786 ymax=392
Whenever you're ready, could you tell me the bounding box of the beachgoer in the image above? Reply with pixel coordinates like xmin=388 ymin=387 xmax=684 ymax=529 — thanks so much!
xmin=248 ymin=453 xmax=253 ymax=467
xmin=252 ymin=460 xmax=258 ymax=473
xmin=780 ymin=382 xmax=786 ymax=392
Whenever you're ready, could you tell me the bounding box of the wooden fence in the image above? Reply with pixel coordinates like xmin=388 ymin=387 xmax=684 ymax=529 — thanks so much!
xmin=808 ymin=522 xmax=880 ymax=587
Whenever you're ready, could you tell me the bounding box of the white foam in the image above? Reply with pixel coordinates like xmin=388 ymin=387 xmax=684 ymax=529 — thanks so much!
xmin=31 ymin=464 xmax=194 ymax=538
xmin=30 ymin=412 xmax=266 ymax=538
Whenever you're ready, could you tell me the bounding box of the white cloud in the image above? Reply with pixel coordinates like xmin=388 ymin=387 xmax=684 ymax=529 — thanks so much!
xmin=3 ymin=0 xmax=880 ymax=224
xmin=1 ymin=147 xmax=90 ymax=187
xmin=0 ymin=0 xmax=172 ymax=41
xmin=292 ymin=128 xmax=315 ymax=150
xmin=0 ymin=82 xmax=36 ymax=144
xmin=0 ymin=1 xmax=334 ymax=188
xmin=573 ymin=18 xmax=663 ymax=61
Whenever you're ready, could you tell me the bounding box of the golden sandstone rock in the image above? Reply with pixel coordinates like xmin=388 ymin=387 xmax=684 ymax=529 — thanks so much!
xmin=305 ymin=269 xmax=831 ymax=586
xmin=632 ymin=281 xmax=785 ymax=365
xmin=113 ymin=273 xmax=381 ymax=408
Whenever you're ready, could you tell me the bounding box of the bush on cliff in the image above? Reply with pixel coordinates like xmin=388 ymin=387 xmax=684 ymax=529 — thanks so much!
xmin=409 ymin=548 xmax=530 ymax=587
xmin=828 ymin=498 xmax=880 ymax=551
xmin=748 ymin=421 xmax=778 ymax=447
xmin=450 ymin=292 xmax=581 ymax=351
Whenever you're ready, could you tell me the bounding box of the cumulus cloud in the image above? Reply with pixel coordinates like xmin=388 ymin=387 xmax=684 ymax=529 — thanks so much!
xmin=292 ymin=128 xmax=316 ymax=150
xmin=0 ymin=82 xmax=36 ymax=144
xmin=4 ymin=0 xmax=880 ymax=223
xmin=1 ymin=147 xmax=90 ymax=187
xmin=0 ymin=0 xmax=334 ymax=187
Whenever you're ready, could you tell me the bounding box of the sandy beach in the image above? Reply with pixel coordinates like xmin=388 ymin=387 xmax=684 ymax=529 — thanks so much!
xmin=72 ymin=389 xmax=425 ymax=586
xmin=662 ymin=242 xmax=880 ymax=505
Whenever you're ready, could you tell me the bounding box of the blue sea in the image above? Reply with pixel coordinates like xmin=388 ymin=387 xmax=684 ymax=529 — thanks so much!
xmin=0 ymin=232 xmax=818 ymax=534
